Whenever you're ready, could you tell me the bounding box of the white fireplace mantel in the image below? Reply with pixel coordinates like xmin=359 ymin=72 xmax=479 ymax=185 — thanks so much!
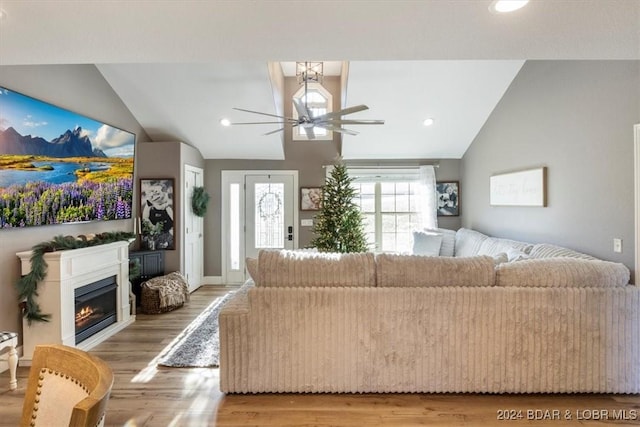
xmin=16 ymin=241 xmax=134 ymax=363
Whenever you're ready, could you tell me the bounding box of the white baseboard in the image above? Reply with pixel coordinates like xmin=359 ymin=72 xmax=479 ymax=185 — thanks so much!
xmin=203 ymin=276 xmax=223 ymax=285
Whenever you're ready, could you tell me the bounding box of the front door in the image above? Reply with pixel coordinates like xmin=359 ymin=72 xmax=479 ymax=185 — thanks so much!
xmin=245 ymin=174 xmax=295 ymax=262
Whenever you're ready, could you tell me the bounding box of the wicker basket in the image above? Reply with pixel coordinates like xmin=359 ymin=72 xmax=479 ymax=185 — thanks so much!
xmin=140 ymin=272 xmax=189 ymax=314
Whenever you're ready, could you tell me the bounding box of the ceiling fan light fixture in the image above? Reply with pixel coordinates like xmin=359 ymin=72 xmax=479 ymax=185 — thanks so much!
xmin=488 ymin=0 xmax=529 ymax=13
xmin=423 ymin=118 xmax=435 ymax=127
xmin=219 ymin=118 xmax=231 ymax=127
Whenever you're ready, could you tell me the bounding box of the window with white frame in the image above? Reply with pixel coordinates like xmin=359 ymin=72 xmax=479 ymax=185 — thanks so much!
xmin=292 ymin=83 xmax=333 ymax=140
xmin=349 ymin=169 xmax=422 ymax=253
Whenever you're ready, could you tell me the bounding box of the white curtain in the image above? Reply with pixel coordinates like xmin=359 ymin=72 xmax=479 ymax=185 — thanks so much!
xmin=417 ymin=165 xmax=437 ymax=229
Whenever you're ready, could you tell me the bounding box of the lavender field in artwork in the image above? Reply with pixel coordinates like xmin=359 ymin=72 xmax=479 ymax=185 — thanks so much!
xmin=1 ymin=178 xmax=133 ymax=227
xmin=0 ymin=87 xmax=135 ymax=228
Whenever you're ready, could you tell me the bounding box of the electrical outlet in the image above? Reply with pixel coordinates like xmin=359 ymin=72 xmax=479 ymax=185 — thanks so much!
xmin=613 ymin=238 xmax=623 ymax=253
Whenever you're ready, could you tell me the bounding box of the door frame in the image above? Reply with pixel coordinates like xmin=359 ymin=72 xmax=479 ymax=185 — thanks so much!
xmin=221 ymin=170 xmax=299 ymax=284
xmin=634 ymin=124 xmax=640 ymax=285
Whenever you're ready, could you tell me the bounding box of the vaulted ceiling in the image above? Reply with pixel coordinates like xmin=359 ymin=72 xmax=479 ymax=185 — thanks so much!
xmin=1 ymin=1 xmax=638 ymax=160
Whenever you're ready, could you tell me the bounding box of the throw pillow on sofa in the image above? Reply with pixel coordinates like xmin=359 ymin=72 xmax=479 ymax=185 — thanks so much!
xmin=505 ymin=248 xmax=530 ymax=262
xmin=493 ymin=252 xmax=509 ymax=265
xmin=412 ymin=230 xmax=442 ymax=256
xmin=477 ymin=237 xmax=533 ymax=258
xmin=424 ymin=227 xmax=456 ymax=256
xmin=376 ymin=253 xmax=496 ymax=287
xmin=495 ymin=257 xmax=630 ymax=288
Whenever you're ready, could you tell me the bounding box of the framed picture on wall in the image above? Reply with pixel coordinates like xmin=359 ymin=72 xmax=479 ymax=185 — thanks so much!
xmin=300 ymin=187 xmax=323 ymax=211
xmin=436 ymin=181 xmax=460 ymax=217
xmin=140 ymin=178 xmax=175 ymax=250
xmin=490 ymin=167 xmax=547 ymax=207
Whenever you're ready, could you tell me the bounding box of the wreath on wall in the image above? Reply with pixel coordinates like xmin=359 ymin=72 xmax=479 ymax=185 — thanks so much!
xmin=17 ymin=231 xmax=134 ymax=324
xmin=191 ymin=186 xmax=210 ymax=217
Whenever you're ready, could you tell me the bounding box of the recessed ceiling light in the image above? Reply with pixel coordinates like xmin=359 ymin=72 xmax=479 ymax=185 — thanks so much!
xmin=220 ymin=118 xmax=231 ymax=127
xmin=489 ymin=0 xmax=529 ymax=14
xmin=423 ymin=118 xmax=435 ymax=127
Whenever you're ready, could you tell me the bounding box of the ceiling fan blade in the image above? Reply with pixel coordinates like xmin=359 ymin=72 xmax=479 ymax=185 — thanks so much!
xmin=230 ymin=121 xmax=289 ymax=125
xmin=233 ymin=107 xmax=295 ymax=121
xmin=318 ymin=123 xmax=360 ymax=136
xmin=314 ymin=105 xmax=369 ymax=121
xmin=263 ymin=127 xmax=285 ymax=136
xmin=318 ymin=119 xmax=385 ymax=125
xmin=292 ymin=98 xmax=311 ymax=120
xmin=302 ymin=126 xmax=316 ymax=139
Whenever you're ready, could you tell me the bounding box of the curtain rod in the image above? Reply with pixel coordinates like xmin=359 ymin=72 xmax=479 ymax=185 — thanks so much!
xmin=323 ymin=163 xmax=440 ymax=169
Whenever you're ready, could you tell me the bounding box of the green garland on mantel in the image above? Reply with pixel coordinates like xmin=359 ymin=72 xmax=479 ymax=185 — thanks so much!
xmin=17 ymin=231 xmax=134 ymax=325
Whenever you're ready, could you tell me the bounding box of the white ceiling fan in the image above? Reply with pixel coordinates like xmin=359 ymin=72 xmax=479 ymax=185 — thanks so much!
xmin=228 ymin=62 xmax=384 ymax=139
xmin=230 ymin=100 xmax=384 ymax=139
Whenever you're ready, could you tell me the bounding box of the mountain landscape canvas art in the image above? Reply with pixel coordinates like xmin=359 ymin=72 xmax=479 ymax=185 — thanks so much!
xmin=0 ymin=86 xmax=135 ymax=228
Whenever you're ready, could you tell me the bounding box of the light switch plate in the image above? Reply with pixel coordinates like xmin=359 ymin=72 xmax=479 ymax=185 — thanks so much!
xmin=613 ymin=238 xmax=623 ymax=253
xmin=301 ymin=219 xmax=313 ymax=227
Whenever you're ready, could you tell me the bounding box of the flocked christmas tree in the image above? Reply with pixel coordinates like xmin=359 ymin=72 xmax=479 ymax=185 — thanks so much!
xmin=311 ymin=163 xmax=368 ymax=253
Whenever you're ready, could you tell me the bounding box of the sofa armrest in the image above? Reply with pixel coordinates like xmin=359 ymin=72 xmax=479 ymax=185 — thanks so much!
xmin=219 ymin=282 xmax=251 ymax=316
xmin=219 ymin=281 xmax=252 ymax=392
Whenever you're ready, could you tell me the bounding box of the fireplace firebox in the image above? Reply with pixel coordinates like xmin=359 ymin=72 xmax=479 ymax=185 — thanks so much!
xmin=75 ymin=276 xmax=117 ymax=344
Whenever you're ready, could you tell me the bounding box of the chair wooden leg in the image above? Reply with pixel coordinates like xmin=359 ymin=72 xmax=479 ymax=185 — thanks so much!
xmin=8 ymin=346 xmax=17 ymax=390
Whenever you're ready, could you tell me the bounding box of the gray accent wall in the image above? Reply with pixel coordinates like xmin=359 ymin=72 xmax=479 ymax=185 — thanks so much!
xmin=461 ymin=60 xmax=640 ymax=270
xmin=136 ymin=141 xmax=205 ymax=273
xmin=0 ymin=65 xmax=150 ymax=340
xmin=204 ymin=157 xmax=460 ymax=276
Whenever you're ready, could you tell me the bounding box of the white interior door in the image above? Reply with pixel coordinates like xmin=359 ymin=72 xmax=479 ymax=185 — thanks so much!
xmin=184 ymin=165 xmax=204 ymax=292
xmin=245 ymin=174 xmax=295 ymax=261
xmin=635 ymin=123 xmax=640 ymax=285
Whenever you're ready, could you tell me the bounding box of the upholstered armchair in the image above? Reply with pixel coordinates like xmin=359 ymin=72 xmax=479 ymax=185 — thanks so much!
xmin=20 ymin=344 xmax=113 ymax=427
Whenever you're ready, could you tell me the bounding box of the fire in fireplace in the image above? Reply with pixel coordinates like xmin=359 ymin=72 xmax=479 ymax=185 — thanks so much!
xmin=74 ymin=276 xmax=117 ymax=344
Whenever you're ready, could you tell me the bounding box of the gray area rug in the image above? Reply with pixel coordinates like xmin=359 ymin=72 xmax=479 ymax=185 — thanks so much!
xmin=157 ymin=290 xmax=235 ymax=368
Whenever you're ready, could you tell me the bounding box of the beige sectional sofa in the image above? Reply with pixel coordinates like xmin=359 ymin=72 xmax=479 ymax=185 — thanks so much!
xmin=219 ymin=228 xmax=640 ymax=394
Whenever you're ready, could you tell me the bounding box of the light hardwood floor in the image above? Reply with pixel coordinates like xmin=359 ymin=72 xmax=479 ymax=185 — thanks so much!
xmin=1 ymin=285 xmax=640 ymax=426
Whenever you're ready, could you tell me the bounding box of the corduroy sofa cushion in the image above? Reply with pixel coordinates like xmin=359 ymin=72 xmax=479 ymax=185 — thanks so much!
xmin=495 ymin=257 xmax=630 ymax=288
xmin=454 ymin=228 xmax=489 ymax=257
xmin=528 ymin=243 xmax=597 ymax=260
xmin=257 ymin=250 xmax=376 ymax=287
xmin=376 ymin=253 xmax=496 ymax=287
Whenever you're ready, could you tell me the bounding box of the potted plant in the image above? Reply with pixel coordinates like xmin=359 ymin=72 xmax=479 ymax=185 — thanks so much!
xmin=141 ymin=218 xmax=163 ymax=250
